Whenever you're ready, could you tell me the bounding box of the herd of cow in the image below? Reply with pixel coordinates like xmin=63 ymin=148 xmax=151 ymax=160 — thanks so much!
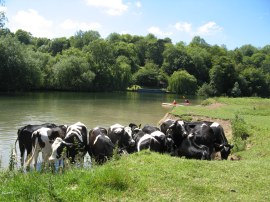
xmin=15 ymin=119 xmax=234 ymax=169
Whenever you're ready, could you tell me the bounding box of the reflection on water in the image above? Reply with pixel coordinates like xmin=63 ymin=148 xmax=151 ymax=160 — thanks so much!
xmin=0 ymin=92 xmax=202 ymax=168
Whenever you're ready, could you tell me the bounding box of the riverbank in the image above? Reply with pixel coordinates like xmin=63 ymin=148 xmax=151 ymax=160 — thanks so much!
xmin=1 ymin=97 xmax=270 ymax=201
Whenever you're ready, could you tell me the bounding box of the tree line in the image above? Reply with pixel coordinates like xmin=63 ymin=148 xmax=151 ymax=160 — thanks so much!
xmin=0 ymin=28 xmax=269 ymax=97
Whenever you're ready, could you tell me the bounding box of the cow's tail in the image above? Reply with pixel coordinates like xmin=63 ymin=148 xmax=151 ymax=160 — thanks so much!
xmin=13 ymin=138 xmax=19 ymax=166
xmin=24 ymin=132 xmax=39 ymax=168
xmin=14 ymin=137 xmax=18 ymax=158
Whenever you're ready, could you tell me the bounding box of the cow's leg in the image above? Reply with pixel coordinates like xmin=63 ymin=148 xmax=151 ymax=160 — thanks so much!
xmin=19 ymin=144 xmax=25 ymax=167
xmin=32 ymin=150 xmax=40 ymax=170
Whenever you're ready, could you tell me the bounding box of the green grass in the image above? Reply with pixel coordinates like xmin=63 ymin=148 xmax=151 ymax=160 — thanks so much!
xmin=0 ymin=97 xmax=270 ymax=201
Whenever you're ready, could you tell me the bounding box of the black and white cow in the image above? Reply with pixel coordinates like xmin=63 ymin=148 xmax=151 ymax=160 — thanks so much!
xmin=107 ymin=124 xmax=135 ymax=153
xmin=188 ymin=121 xmax=234 ymax=160
xmin=135 ymin=127 xmax=172 ymax=154
xmin=88 ymin=127 xmax=114 ymax=164
xmin=137 ymin=133 xmax=162 ymax=152
xmin=15 ymin=123 xmax=61 ymax=166
xmin=176 ymin=133 xmax=210 ymax=160
xmin=49 ymin=122 xmax=88 ymax=164
xmin=161 ymin=119 xmax=211 ymax=159
xmin=142 ymin=124 xmax=160 ymax=134
xmin=163 ymin=119 xmax=190 ymax=148
xmin=188 ymin=123 xmax=216 ymax=159
xmin=24 ymin=125 xmax=67 ymax=169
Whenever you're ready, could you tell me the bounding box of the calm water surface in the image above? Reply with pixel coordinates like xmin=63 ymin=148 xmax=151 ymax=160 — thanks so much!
xmin=0 ymin=92 xmax=202 ymax=168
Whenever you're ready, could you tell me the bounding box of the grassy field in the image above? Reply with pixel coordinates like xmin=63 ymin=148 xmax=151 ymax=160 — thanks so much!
xmin=0 ymin=97 xmax=270 ymax=201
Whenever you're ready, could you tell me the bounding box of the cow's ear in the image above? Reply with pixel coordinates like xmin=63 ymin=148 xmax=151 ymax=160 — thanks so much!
xmin=138 ymin=124 xmax=141 ymax=129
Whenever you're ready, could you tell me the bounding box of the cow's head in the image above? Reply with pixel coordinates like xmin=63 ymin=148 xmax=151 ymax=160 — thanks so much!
xmin=166 ymin=120 xmax=189 ymax=147
xmin=49 ymin=137 xmax=73 ymax=161
xmin=220 ymin=143 xmax=234 ymax=160
xmin=123 ymin=127 xmax=136 ymax=147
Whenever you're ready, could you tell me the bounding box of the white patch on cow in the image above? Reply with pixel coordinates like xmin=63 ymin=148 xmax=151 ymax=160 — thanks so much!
xmin=124 ymin=126 xmax=132 ymax=137
xmin=150 ymin=131 xmax=164 ymax=138
xmin=210 ymin=122 xmax=219 ymax=128
xmin=110 ymin=124 xmax=124 ymax=131
xmin=65 ymin=122 xmax=87 ymax=143
xmin=201 ymin=123 xmax=208 ymax=128
xmin=177 ymin=120 xmax=184 ymax=126
xmin=137 ymin=134 xmax=153 ymax=151
xmin=188 ymin=133 xmax=194 ymax=138
xmin=114 ymin=127 xmax=123 ymax=133
xmin=93 ymin=134 xmax=101 ymax=145
xmin=224 ymin=146 xmax=230 ymax=152
xmin=49 ymin=137 xmax=63 ymax=161
xmin=105 ymin=135 xmax=110 ymax=140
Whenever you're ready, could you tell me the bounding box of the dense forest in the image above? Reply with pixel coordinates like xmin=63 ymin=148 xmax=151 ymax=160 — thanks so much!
xmin=0 ymin=27 xmax=269 ymax=97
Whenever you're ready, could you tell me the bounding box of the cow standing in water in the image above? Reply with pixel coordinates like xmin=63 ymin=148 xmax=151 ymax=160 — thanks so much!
xmin=107 ymin=124 xmax=135 ymax=153
xmin=24 ymin=126 xmax=67 ymax=169
xmin=87 ymin=127 xmax=115 ymax=164
xmin=15 ymin=123 xmax=64 ymax=166
xmin=49 ymin=122 xmax=88 ymax=165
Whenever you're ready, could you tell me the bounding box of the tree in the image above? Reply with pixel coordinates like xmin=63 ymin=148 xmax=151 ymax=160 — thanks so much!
xmin=0 ymin=0 xmax=7 ymax=28
xmin=189 ymin=36 xmax=210 ymax=49
xmin=15 ymin=29 xmax=32 ymax=45
xmin=162 ymin=43 xmax=192 ymax=75
xmin=241 ymin=67 xmax=268 ymax=97
xmin=168 ymin=70 xmax=197 ymax=95
xmin=70 ymin=30 xmax=100 ymax=49
xmin=209 ymin=56 xmax=237 ymax=95
xmin=239 ymin=44 xmax=257 ymax=57
xmin=187 ymin=46 xmax=211 ymax=85
xmin=145 ymin=37 xmax=166 ymax=66
xmin=84 ymin=39 xmax=116 ymax=91
xmin=231 ymin=82 xmax=242 ymax=97
xmin=49 ymin=37 xmax=70 ymax=56
xmin=133 ymin=62 xmax=160 ymax=87
xmin=53 ymin=55 xmax=95 ymax=91
xmin=114 ymin=56 xmax=132 ymax=90
xmin=112 ymin=41 xmax=139 ymax=73
xmin=0 ymin=35 xmax=42 ymax=91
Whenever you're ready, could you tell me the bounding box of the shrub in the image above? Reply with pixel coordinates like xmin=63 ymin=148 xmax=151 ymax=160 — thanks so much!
xmin=231 ymin=115 xmax=249 ymax=152
xmin=201 ymin=98 xmax=216 ymax=106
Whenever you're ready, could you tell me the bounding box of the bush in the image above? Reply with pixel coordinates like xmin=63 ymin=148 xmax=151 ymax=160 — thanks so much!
xmin=201 ymin=98 xmax=216 ymax=106
xmin=231 ymin=115 xmax=249 ymax=152
xmin=168 ymin=70 xmax=197 ymax=95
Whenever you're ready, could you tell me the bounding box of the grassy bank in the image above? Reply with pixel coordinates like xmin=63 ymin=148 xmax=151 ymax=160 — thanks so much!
xmin=1 ymin=97 xmax=270 ymax=201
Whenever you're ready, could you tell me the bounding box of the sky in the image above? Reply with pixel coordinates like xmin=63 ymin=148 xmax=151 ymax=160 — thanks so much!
xmin=1 ymin=0 xmax=270 ymax=50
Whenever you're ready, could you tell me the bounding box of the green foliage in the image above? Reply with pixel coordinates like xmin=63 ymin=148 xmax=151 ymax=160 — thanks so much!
xmin=231 ymin=82 xmax=242 ymax=97
xmin=197 ymin=83 xmax=216 ymax=97
xmin=168 ymin=70 xmax=197 ymax=95
xmin=0 ymin=28 xmax=269 ymax=96
xmin=0 ymin=0 xmax=7 ymax=28
xmin=0 ymin=35 xmax=42 ymax=91
xmin=200 ymin=98 xmax=216 ymax=106
xmin=15 ymin=29 xmax=32 ymax=45
xmin=53 ymin=55 xmax=95 ymax=91
xmin=231 ymin=115 xmax=249 ymax=152
xmin=133 ymin=62 xmax=160 ymax=87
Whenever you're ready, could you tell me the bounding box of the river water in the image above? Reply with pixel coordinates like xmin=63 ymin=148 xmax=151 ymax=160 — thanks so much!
xmin=0 ymin=91 xmax=201 ymax=168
